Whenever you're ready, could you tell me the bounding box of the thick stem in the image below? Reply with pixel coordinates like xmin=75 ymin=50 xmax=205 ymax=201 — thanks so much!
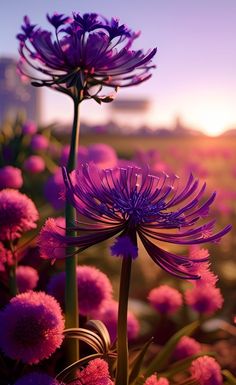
xmin=115 ymin=255 xmax=132 ymax=385
xmin=65 ymin=99 xmax=80 ymax=364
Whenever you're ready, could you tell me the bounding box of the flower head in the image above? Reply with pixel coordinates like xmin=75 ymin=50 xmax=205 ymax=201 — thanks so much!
xmin=47 ymin=265 xmax=113 ymax=316
xmin=173 ymin=336 xmax=201 ymax=360
xmin=14 ymin=372 xmax=60 ymax=385
xmin=51 ymin=165 xmax=231 ymax=280
xmin=144 ymin=374 xmax=169 ymax=385
xmin=30 ymin=134 xmax=49 ymax=151
xmin=148 ymin=285 xmax=183 ymax=315
xmin=0 ymin=166 xmax=23 ymax=190
xmin=185 ymin=285 xmax=223 ymax=315
xmin=190 ymin=356 xmax=222 ymax=385
xmin=22 ymin=121 xmax=37 ymax=135
xmin=24 ymin=155 xmax=45 ymax=173
xmin=0 ymin=189 xmax=39 ymax=241
xmin=94 ymin=300 xmax=139 ymax=342
xmin=71 ymin=358 xmax=114 ymax=385
xmin=17 ymin=13 xmax=156 ymax=102
xmin=16 ymin=265 xmax=39 ymax=292
xmin=0 ymin=291 xmax=64 ymax=364
xmin=39 ymin=217 xmax=66 ymax=261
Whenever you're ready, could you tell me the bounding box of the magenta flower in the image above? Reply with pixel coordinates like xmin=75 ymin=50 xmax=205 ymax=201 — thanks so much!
xmin=190 ymin=356 xmax=222 ymax=385
xmin=22 ymin=121 xmax=37 ymax=135
xmin=39 ymin=217 xmax=66 ymax=260
xmin=47 ymin=265 xmax=113 ymax=316
xmin=71 ymin=358 xmax=114 ymax=385
xmin=16 ymin=265 xmax=39 ymax=292
xmin=94 ymin=299 xmax=139 ymax=342
xmin=30 ymin=134 xmax=49 ymax=151
xmin=87 ymin=143 xmax=117 ymax=169
xmin=0 ymin=189 xmax=39 ymax=241
xmin=49 ymin=165 xmax=231 ymax=279
xmin=17 ymin=13 xmax=156 ymax=102
xmin=185 ymin=285 xmax=223 ymax=315
xmin=0 ymin=291 xmax=64 ymax=364
xmin=14 ymin=372 xmax=60 ymax=385
xmin=173 ymin=336 xmax=201 ymax=360
xmin=23 ymin=155 xmax=45 ymax=173
xmin=0 ymin=166 xmax=23 ymax=190
xmin=148 ymin=285 xmax=183 ymax=315
xmin=144 ymin=375 xmax=169 ymax=385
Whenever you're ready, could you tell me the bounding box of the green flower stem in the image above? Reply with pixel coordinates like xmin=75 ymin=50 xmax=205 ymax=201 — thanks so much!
xmin=65 ymin=98 xmax=80 ymax=364
xmin=115 ymin=255 xmax=133 ymax=385
xmin=9 ymin=243 xmax=18 ymax=297
xmin=9 ymin=264 xmax=17 ymax=297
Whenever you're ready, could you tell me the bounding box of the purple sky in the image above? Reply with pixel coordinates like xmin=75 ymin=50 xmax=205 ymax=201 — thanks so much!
xmin=1 ymin=0 xmax=236 ymax=135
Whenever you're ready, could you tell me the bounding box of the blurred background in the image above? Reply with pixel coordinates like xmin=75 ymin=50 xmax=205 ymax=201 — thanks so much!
xmin=1 ymin=0 xmax=236 ymax=361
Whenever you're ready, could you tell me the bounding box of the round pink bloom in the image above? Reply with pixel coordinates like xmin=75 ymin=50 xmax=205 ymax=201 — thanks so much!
xmin=47 ymin=265 xmax=113 ymax=316
xmin=95 ymin=300 xmax=140 ymax=342
xmin=31 ymin=134 xmax=49 ymax=151
xmin=148 ymin=285 xmax=183 ymax=315
xmin=0 ymin=291 xmax=64 ymax=364
xmin=14 ymin=372 xmax=60 ymax=385
xmin=16 ymin=266 xmax=39 ymax=293
xmin=190 ymin=356 xmax=222 ymax=385
xmin=144 ymin=374 xmax=169 ymax=385
xmin=173 ymin=336 xmax=201 ymax=360
xmin=0 ymin=166 xmax=23 ymax=189
xmin=24 ymin=155 xmax=45 ymax=173
xmin=87 ymin=144 xmax=117 ymax=168
xmin=22 ymin=121 xmax=37 ymax=135
xmin=185 ymin=285 xmax=223 ymax=315
xmin=0 ymin=189 xmax=39 ymax=241
xmin=71 ymin=358 xmax=114 ymax=385
xmin=39 ymin=217 xmax=66 ymax=260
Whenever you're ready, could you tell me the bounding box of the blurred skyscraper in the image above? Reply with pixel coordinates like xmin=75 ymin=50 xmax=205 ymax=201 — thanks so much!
xmin=0 ymin=57 xmax=40 ymax=124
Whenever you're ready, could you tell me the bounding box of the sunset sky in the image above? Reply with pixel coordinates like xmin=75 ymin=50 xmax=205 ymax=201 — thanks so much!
xmin=1 ymin=0 xmax=236 ymax=136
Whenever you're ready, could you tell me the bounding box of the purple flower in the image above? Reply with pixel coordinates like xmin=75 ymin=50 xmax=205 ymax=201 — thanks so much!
xmin=0 ymin=189 xmax=39 ymax=241
xmin=16 ymin=265 xmax=39 ymax=293
xmin=173 ymin=336 xmax=201 ymax=360
xmin=50 ymin=165 xmax=231 ymax=280
xmin=148 ymin=285 xmax=183 ymax=315
xmin=0 ymin=291 xmax=64 ymax=364
xmin=22 ymin=121 xmax=37 ymax=135
xmin=94 ymin=300 xmax=139 ymax=342
xmin=14 ymin=372 xmax=60 ymax=385
xmin=0 ymin=166 xmax=23 ymax=190
xmin=47 ymin=265 xmax=113 ymax=316
xmin=30 ymin=134 xmax=49 ymax=151
xmin=17 ymin=13 xmax=156 ymax=102
xmin=24 ymin=155 xmax=45 ymax=173
xmin=44 ymin=170 xmax=65 ymax=210
xmin=190 ymin=356 xmax=223 ymax=385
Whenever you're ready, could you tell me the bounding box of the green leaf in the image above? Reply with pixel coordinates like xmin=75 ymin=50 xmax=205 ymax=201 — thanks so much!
xmin=129 ymin=338 xmax=153 ymax=384
xmin=144 ymin=321 xmax=199 ymax=377
xmin=222 ymin=370 xmax=236 ymax=385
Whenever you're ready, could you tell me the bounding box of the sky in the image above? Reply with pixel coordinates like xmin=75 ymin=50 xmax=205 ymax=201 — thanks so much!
xmin=1 ymin=0 xmax=236 ymax=136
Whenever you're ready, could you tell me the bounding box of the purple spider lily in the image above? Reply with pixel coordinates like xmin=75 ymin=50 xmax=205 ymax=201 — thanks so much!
xmin=46 ymin=165 xmax=231 ymax=280
xmin=17 ymin=13 xmax=157 ymax=102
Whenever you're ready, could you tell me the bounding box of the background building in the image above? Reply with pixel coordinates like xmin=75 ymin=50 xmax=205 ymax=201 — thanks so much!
xmin=0 ymin=57 xmax=41 ymax=124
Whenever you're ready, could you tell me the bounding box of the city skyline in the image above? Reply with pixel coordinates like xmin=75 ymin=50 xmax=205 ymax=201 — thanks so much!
xmin=1 ymin=1 xmax=236 ymax=136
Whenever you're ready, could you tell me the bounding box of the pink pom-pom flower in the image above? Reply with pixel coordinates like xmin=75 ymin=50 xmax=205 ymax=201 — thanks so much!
xmin=190 ymin=356 xmax=222 ymax=385
xmin=16 ymin=265 xmax=39 ymax=293
xmin=0 ymin=189 xmax=38 ymax=241
xmin=0 ymin=166 xmax=23 ymax=190
xmin=148 ymin=285 xmax=183 ymax=315
xmin=24 ymin=155 xmax=45 ymax=173
xmin=0 ymin=291 xmax=64 ymax=364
